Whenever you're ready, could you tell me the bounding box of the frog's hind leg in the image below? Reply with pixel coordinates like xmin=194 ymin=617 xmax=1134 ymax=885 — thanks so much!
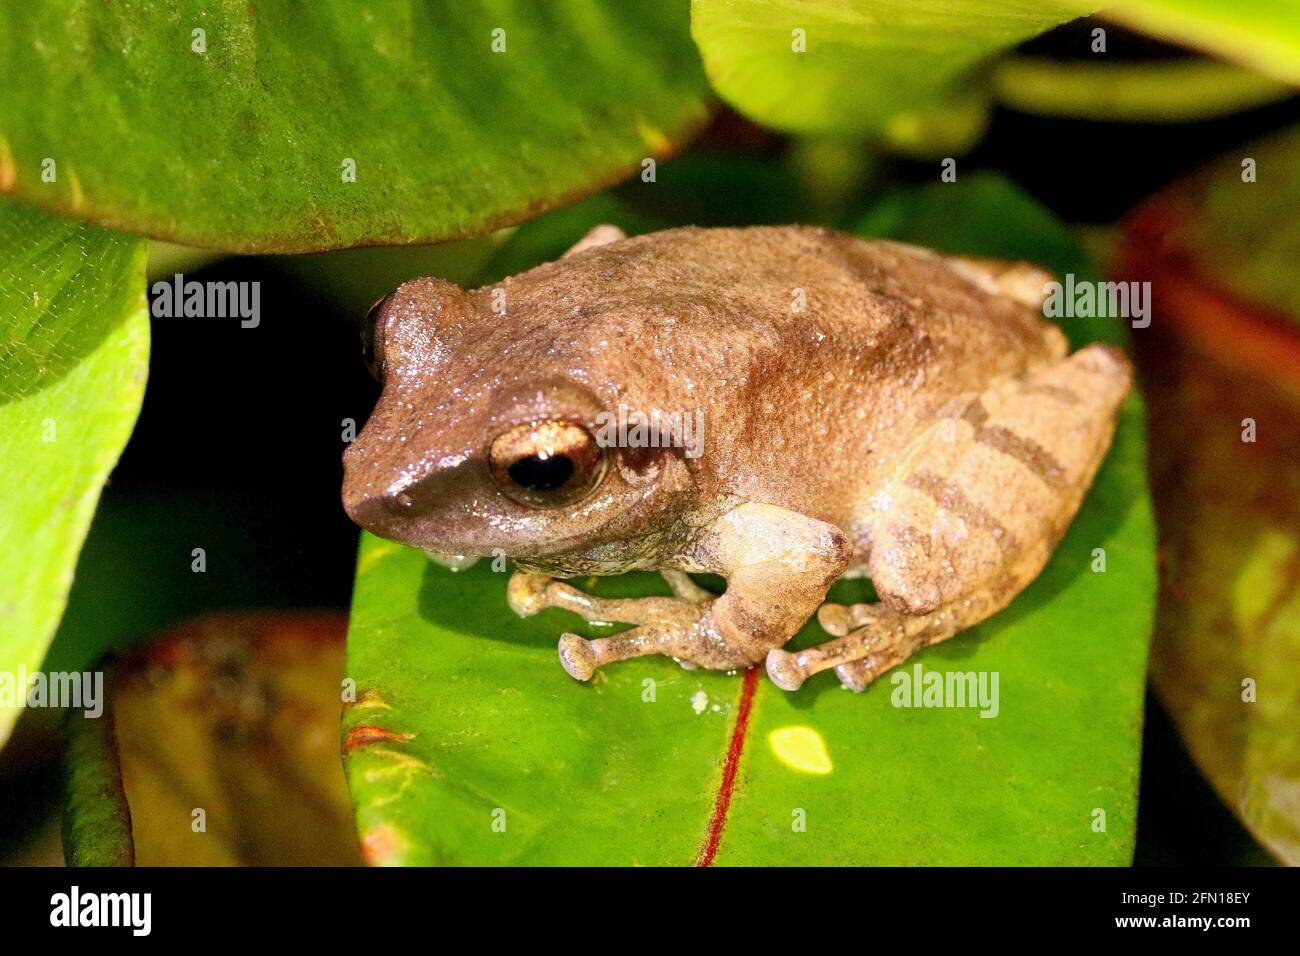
xmin=768 ymin=343 xmax=1131 ymax=692
xmin=768 ymin=573 xmax=1020 ymax=691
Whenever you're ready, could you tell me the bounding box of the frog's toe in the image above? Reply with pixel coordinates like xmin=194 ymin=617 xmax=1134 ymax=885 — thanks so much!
xmin=507 ymin=571 xmax=551 ymax=617
xmin=558 ymin=633 xmax=598 ymax=681
xmin=765 ymin=648 xmax=808 ymax=691
xmin=816 ymin=602 xmax=853 ymax=636
xmin=834 ymin=661 xmax=870 ymax=693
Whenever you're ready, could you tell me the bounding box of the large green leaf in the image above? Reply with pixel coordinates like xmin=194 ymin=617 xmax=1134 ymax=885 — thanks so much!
xmin=0 ymin=1 xmax=710 ymax=253
xmin=0 ymin=200 xmax=148 ymax=747
xmin=689 ymin=1 xmax=1300 ymax=156
xmin=689 ymin=0 xmax=1097 ymax=155
xmin=343 ymin=175 xmax=1156 ymax=865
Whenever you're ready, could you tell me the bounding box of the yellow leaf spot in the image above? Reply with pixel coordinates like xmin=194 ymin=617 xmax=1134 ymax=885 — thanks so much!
xmin=769 ymin=725 xmax=832 ymax=775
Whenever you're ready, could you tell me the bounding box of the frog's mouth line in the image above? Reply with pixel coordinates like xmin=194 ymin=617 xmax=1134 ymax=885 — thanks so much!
xmin=373 ymin=472 xmax=665 ymax=564
xmin=391 ymin=522 xmax=633 ymax=567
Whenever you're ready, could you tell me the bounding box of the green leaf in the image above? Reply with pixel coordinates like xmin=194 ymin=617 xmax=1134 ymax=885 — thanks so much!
xmin=63 ymin=682 xmax=134 ymax=867
xmin=0 ymin=1 xmax=710 ymax=253
xmin=272 ymin=148 xmax=825 ymax=320
xmin=1102 ymin=0 xmax=1300 ymax=86
xmin=63 ymin=613 xmax=360 ymax=866
xmin=689 ymin=0 xmax=1096 ymax=155
xmin=343 ymin=175 xmax=1156 ymax=864
xmin=0 ymin=200 xmax=148 ymax=747
xmin=991 ymin=58 xmax=1295 ymax=121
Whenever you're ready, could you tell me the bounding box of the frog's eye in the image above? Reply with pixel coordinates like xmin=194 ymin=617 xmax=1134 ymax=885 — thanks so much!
xmin=488 ymin=420 xmax=608 ymax=508
xmin=361 ymin=294 xmax=393 ymax=382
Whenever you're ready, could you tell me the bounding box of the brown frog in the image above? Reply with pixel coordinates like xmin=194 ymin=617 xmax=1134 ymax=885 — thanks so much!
xmin=342 ymin=225 xmax=1130 ymax=692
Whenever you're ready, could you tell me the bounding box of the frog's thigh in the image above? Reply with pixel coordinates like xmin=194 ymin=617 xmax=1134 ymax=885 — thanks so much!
xmin=774 ymin=345 xmax=1130 ymax=692
xmin=869 ymin=343 xmax=1130 ymax=615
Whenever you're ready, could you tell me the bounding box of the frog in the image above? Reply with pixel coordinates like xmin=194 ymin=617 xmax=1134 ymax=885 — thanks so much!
xmin=342 ymin=224 xmax=1131 ymax=692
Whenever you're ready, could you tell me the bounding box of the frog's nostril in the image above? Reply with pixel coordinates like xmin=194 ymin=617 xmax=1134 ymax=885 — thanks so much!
xmin=383 ymin=490 xmax=416 ymax=515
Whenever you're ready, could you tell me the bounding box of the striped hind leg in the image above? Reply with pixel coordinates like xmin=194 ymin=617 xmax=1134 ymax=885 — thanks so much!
xmin=766 ymin=344 xmax=1131 ymax=692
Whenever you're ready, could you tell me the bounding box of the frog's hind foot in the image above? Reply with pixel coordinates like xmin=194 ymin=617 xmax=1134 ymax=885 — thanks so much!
xmin=767 ymin=602 xmax=947 ymax=692
xmin=833 ymin=654 xmax=911 ymax=693
xmin=810 ymin=601 xmax=925 ymax=692
xmin=766 ymin=621 xmax=936 ymax=693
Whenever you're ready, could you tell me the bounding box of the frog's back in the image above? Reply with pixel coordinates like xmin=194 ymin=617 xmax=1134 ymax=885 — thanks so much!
xmin=496 ymin=224 xmax=1057 ymax=358
xmin=483 ymin=225 xmax=1067 ymax=530
xmin=491 ymin=224 xmax=1062 ymax=406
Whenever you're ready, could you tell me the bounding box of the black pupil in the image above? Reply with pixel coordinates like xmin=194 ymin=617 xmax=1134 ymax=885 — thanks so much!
xmin=508 ymin=454 xmax=574 ymax=492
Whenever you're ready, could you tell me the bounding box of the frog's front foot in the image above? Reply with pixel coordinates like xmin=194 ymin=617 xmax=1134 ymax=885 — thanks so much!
xmin=508 ymin=505 xmax=854 ymax=685
xmin=506 ymin=571 xmax=553 ymax=616
xmin=815 ymin=601 xmax=858 ymax=637
xmin=557 ymin=633 xmax=600 ymax=681
xmin=507 ymin=570 xmax=729 ymax=681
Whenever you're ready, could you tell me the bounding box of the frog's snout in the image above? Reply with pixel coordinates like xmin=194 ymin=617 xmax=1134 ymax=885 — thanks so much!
xmin=342 ymin=480 xmax=439 ymax=537
xmin=340 ymin=485 xmax=389 ymax=534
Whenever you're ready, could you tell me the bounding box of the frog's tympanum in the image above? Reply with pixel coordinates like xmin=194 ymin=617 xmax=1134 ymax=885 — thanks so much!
xmin=343 ymin=225 xmax=1129 ymax=692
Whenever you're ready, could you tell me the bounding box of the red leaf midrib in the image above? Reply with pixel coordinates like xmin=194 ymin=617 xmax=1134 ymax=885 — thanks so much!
xmin=695 ymin=666 xmax=761 ymax=867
